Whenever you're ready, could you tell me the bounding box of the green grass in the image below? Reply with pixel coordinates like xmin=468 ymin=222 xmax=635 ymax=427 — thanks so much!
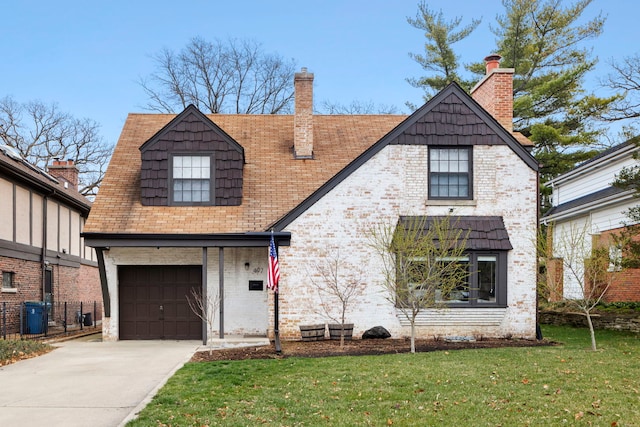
xmin=0 ymin=339 xmax=52 ymax=365
xmin=129 ymin=326 xmax=640 ymax=426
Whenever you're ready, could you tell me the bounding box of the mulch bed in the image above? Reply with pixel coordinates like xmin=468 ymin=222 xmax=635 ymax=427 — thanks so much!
xmin=191 ymin=337 xmax=555 ymax=362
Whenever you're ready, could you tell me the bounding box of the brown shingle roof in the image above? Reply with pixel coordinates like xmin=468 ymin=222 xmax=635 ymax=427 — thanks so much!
xmin=84 ymin=114 xmax=406 ymax=234
xmin=398 ymin=216 xmax=513 ymax=251
xmin=0 ymin=148 xmax=91 ymax=214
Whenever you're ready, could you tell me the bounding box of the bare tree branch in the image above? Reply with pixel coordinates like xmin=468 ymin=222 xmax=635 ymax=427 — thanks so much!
xmin=0 ymin=96 xmax=112 ymax=197
xmin=308 ymin=248 xmax=366 ymax=347
xmin=139 ymin=37 xmax=296 ymax=114
xmin=186 ymin=287 xmax=220 ymax=354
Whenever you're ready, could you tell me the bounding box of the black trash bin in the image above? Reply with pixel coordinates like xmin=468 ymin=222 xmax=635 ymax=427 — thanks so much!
xmin=83 ymin=312 xmax=92 ymax=327
xmin=25 ymin=301 xmax=45 ymax=334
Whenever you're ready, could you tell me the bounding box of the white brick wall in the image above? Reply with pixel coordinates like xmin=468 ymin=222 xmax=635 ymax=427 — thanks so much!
xmin=100 ymin=144 xmax=537 ymax=342
xmin=279 ymin=144 xmax=538 ymax=340
xmin=101 ymin=246 xmax=269 ymax=341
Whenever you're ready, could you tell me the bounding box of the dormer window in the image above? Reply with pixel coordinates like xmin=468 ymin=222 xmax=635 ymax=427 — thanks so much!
xmin=171 ymin=155 xmax=213 ymax=205
xmin=139 ymin=105 xmax=244 ymax=207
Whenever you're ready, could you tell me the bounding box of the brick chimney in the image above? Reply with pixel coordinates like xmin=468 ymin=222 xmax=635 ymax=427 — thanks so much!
xmin=294 ymin=67 xmax=314 ymax=159
xmin=470 ymin=54 xmax=514 ymax=132
xmin=48 ymin=159 xmax=79 ymax=191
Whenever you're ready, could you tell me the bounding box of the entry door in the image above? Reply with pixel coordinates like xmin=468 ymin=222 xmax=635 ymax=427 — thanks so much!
xmin=119 ymin=265 xmax=202 ymax=340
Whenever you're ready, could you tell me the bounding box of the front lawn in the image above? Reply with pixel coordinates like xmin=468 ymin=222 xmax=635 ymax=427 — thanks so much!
xmin=129 ymin=326 xmax=640 ymax=426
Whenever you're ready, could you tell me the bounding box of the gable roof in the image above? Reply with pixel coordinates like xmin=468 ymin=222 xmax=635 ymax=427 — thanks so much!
xmin=139 ymin=104 xmax=245 ymax=158
xmin=0 ymin=146 xmax=91 ymax=214
xmin=273 ymin=83 xmax=538 ymax=230
xmin=85 ymin=82 xmax=536 ymax=237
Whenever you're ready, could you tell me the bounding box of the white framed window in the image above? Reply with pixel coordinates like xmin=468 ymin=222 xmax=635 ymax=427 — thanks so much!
xmin=171 ymin=155 xmax=212 ymax=204
xmin=2 ymin=271 xmax=16 ymax=292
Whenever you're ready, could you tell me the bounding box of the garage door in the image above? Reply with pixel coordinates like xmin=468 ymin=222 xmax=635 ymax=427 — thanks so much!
xmin=119 ymin=265 xmax=202 ymax=340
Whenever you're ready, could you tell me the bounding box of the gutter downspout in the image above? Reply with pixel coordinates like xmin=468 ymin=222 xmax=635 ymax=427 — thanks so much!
xmin=536 ymin=171 xmax=543 ymax=340
xmin=41 ymin=195 xmax=48 ymax=301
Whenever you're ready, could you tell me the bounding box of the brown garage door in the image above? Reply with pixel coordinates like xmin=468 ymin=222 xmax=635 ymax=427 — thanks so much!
xmin=119 ymin=265 xmax=202 ymax=340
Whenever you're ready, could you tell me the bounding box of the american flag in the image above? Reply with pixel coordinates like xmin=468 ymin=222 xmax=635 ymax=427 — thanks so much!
xmin=268 ymin=234 xmax=280 ymax=293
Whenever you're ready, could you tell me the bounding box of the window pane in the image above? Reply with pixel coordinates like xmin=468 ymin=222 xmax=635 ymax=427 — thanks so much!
xmin=435 ymin=258 xmax=469 ymax=303
xmin=173 ymin=156 xmax=211 ymax=203
xmin=429 ymin=148 xmax=470 ymax=199
xmin=477 ymin=256 xmax=497 ymax=303
xmin=397 ymin=253 xmax=502 ymax=307
xmin=2 ymin=272 xmax=13 ymax=288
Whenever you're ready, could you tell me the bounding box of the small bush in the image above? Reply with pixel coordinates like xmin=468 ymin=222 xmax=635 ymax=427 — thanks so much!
xmin=596 ymin=301 xmax=640 ymax=312
xmin=0 ymin=339 xmax=52 ymax=366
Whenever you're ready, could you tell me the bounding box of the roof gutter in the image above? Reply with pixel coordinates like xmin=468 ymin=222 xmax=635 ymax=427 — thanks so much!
xmin=548 ymin=143 xmax=638 ymax=187
xmin=541 ymin=190 xmax=635 ymax=224
xmin=82 ymin=231 xmax=292 ymax=248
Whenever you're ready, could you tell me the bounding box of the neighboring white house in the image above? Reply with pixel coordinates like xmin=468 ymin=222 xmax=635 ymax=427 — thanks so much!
xmin=542 ymin=140 xmax=640 ymax=301
xmin=84 ymin=58 xmax=539 ymax=343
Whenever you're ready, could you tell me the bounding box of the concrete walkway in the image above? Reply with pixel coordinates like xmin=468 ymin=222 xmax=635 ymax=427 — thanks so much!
xmin=0 ymin=337 xmax=200 ymax=427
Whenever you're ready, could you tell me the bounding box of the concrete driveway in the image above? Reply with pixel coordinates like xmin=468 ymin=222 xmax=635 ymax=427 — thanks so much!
xmin=0 ymin=337 xmax=200 ymax=427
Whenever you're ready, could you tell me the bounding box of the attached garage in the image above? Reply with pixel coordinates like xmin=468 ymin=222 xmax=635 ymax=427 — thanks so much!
xmin=118 ymin=265 xmax=202 ymax=340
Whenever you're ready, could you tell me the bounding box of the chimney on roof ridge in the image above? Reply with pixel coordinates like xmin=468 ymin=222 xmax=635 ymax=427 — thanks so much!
xmin=48 ymin=158 xmax=79 ymax=191
xmin=470 ymin=54 xmax=514 ymax=132
xmin=294 ymin=67 xmax=314 ymax=159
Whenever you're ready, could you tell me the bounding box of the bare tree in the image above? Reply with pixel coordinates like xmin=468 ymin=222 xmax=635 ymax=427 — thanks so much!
xmin=139 ymin=37 xmax=297 ymax=114
xmin=308 ymin=248 xmax=366 ymax=347
xmin=186 ymin=287 xmax=220 ymax=355
xmin=540 ymin=222 xmax=622 ymax=351
xmin=602 ymin=55 xmax=640 ymax=122
xmin=319 ymin=100 xmax=400 ymax=115
xmin=0 ymin=96 xmax=112 ymax=197
xmin=371 ymin=216 xmax=469 ymax=353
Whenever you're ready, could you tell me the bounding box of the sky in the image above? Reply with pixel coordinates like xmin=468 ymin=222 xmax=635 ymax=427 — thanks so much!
xmin=1 ymin=0 xmax=637 ymax=147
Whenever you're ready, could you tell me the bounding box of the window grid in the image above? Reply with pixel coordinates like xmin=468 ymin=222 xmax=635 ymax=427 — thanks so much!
xmin=172 ymin=155 xmax=211 ymax=203
xmin=429 ymin=147 xmax=471 ymax=199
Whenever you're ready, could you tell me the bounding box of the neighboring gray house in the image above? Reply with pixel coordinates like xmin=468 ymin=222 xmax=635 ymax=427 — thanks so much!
xmin=84 ymin=58 xmax=539 ymax=342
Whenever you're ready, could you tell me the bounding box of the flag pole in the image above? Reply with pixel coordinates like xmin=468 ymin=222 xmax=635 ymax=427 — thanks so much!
xmin=274 ymin=287 xmax=281 ymax=353
xmin=270 ymin=230 xmax=282 ymax=353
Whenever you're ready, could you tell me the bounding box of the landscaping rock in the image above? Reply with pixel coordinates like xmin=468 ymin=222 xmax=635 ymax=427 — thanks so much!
xmin=362 ymin=326 xmax=391 ymax=339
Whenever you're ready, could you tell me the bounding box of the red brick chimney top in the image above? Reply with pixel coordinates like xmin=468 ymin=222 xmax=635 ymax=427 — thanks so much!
xmin=484 ymin=54 xmax=502 ymax=74
xmin=48 ymin=158 xmax=79 ymax=191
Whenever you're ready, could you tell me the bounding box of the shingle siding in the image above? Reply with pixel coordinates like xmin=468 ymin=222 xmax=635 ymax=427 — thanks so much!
xmin=391 ymin=93 xmax=503 ymax=146
xmin=140 ymin=109 xmax=244 ymax=206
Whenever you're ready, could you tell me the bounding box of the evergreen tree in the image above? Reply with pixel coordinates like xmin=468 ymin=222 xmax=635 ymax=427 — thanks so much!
xmin=408 ymin=0 xmax=617 ymax=211
xmin=406 ymin=2 xmax=481 ymax=100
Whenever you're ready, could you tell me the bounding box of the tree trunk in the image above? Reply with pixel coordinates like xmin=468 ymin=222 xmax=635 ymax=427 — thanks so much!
xmin=340 ymin=324 xmax=345 ymax=348
xmin=410 ymin=321 xmax=416 ymax=353
xmin=584 ymin=311 xmax=598 ymax=351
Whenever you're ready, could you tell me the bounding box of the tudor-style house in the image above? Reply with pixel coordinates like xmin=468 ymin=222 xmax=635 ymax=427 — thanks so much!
xmin=543 ymin=139 xmax=640 ymax=302
xmin=0 ymin=149 xmax=101 ymax=332
xmin=84 ymin=57 xmax=539 ymax=343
